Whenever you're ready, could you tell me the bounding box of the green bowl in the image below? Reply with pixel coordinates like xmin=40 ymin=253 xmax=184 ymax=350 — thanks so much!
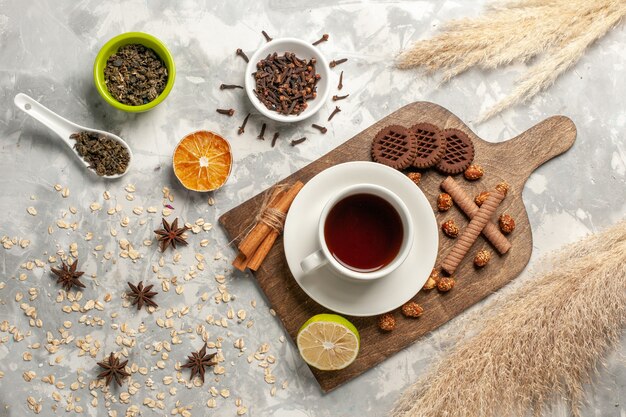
xmin=93 ymin=32 xmax=176 ymax=112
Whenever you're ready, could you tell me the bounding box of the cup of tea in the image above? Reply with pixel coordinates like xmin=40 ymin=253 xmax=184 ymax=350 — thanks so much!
xmin=300 ymin=184 xmax=414 ymax=281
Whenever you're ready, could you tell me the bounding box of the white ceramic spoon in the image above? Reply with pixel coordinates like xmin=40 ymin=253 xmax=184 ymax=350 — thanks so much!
xmin=14 ymin=93 xmax=133 ymax=179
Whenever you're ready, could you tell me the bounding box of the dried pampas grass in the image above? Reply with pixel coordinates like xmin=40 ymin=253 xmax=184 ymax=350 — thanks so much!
xmin=397 ymin=0 xmax=626 ymax=122
xmin=391 ymin=220 xmax=626 ymax=417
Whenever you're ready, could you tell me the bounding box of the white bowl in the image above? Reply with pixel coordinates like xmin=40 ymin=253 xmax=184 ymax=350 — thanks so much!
xmin=244 ymin=38 xmax=331 ymax=123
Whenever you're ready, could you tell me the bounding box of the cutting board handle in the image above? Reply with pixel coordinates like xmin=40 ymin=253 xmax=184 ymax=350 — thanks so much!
xmin=491 ymin=115 xmax=577 ymax=182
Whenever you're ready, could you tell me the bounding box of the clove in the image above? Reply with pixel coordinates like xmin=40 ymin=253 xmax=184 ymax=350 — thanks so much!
xmin=236 ymin=48 xmax=249 ymax=63
xmin=253 ymin=52 xmax=320 ymax=116
xmin=262 ymin=30 xmax=272 ymax=42
xmin=216 ymin=108 xmax=235 ymax=116
xmin=257 ymin=123 xmax=267 ymax=140
xmin=311 ymin=124 xmax=327 ymax=134
xmin=220 ymin=84 xmax=244 ymax=90
xmin=328 ymin=106 xmax=341 ymax=121
xmin=238 ymin=113 xmax=250 ymax=135
xmin=332 ymin=94 xmax=349 ymax=101
xmin=312 ymin=34 xmax=329 ymax=46
xmin=291 ymin=137 xmax=307 ymax=146
xmin=338 ymin=70 xmax=344 ymax=90
xmin=271 ymin=132 xmax=280 ymax=147
xmin=329 ymin=58 xmax=348 ymax=68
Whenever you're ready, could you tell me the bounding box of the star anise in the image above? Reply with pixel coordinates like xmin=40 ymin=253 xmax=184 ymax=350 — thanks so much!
xmin=97 ymin=352 xmax=130 ymax=387
xmin=127 ymin=281 xmax=158 ymax=310
xmin=51 ymin=259 xmax=86 ymax=292
xmin=154 ymin=218 xmax=190 ymax=252
xmin=181 ymin=343 xmax=217 ymax=384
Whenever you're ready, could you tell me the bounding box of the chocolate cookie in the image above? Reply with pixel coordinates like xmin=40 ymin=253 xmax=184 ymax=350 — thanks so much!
xmin=371 ymin=125 xmax=417 ymax=170
xmin=409 ymin=122 xmax=446 ymax=168
xmin=436 ymin=129 xmax=475 ymax=175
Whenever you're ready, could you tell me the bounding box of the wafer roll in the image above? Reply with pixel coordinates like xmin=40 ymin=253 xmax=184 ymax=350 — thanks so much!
xmin=442 ymin=191 xmax=504 ymax=275
xmin=441 ymin=177 xmax=512 ymax=254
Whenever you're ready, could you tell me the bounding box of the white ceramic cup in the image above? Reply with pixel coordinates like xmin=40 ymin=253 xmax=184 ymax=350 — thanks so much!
xmin=300 ymin=183 xmax=414 ymax=282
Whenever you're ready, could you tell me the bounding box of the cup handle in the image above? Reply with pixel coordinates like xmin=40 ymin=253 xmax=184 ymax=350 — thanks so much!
xmin=300 ymin=250 xmax=327 ymax=274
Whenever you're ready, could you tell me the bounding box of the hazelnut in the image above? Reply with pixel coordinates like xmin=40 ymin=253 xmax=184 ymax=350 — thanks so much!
xmin=401 ymin=302 xmax=424 ymax=318
xmin=407 ymin=172 xmax=422 ymax=186
xmin=495 ymin=181 xmax=510 ymax=196
xmin=474 ymin=191 xmax=490 ymax=207
xmin=437 ymin=277 xmax=455 ymax=292
xmin=422 ymin=268 xmax=440 ymax=290
xmin=437 ymin=193 xmax=453 ymax=211
xmin=378 ymin=313 xmax=396 ymax=332
xmin=474 ymin=249 xmax=491 ymax=267
xmin=464 ymin=164 xmax=484 ymax=181
xmin=441 ymin=219 xmax=459 ymax=238
xmin=499 ymin=213 xmax=516 ymax=234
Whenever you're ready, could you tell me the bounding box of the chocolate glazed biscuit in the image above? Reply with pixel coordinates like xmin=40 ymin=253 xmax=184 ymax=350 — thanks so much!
xmin=436 ymin=128 xmax=475 ymax=175
xmin=409 ymin=122 xmax=446 ymax=168
xmin=371 ymin=125 xmax=418 ymax=170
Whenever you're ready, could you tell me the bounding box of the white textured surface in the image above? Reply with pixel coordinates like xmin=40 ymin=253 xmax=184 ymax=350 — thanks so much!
xmin=1 ymin=1 xmax=625 ymax=416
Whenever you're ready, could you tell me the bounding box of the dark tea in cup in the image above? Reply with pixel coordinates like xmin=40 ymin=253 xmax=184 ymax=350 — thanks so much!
xmin=323 ymin=193 xmax=404 ymax=272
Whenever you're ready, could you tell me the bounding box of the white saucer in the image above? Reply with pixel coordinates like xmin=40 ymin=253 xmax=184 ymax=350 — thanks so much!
xmin=283 ymin=161 xmax=438 ymax=317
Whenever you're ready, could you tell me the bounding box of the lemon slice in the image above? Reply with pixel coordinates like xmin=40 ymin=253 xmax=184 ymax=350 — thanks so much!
xmin=296 ymin=314 xmax=360 ymax=371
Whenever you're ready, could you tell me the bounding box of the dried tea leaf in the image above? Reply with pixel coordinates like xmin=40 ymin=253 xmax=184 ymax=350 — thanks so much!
xmin=104 ymin=44 xmax=168 ymax=106
xmin=70 ymin=131 xmax=129 ymax=176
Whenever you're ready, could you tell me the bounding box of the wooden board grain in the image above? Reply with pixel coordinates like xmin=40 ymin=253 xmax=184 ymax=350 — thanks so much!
xmin=219 ymin=102 xmax=576 ymax=392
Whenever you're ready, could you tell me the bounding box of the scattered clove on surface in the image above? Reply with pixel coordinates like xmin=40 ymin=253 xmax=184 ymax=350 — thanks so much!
xmin=328 ymin=106 xmax=341 ymax=121
xmin=216 ymin=108 xmax=235 ymax=116
xmin=332 ymin=94 xmax=349 ymax=101
xmin=271 ymin=132 xmax=280 ymax=148
xmin=338 ymin=70 xmax=344 ymax=90
xmin=312 ymin=124 xmax=327 ymax=134
xmin=257 ymin=123 xmax=267 ymax=140
xmin=290 ymin=137 xmax=307 ymax=146
xmin=220 ymin=84 xmax=243 ymax=90
xmin=238 ymin=113 xmax=250 ymax=135
xmin=236 ymin=48 xmax=249 ymax=63
xmin=262 ymin=30 xmax=272 ymax=42
xmin=329 ymin=58 xmax=348 ymax=68
xmin=312 ymin=34 xmax=329 ymax=46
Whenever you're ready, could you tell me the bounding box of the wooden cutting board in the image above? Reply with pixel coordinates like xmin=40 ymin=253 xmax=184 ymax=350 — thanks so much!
xmin=219 ymin=102 xmax=576 ymax=392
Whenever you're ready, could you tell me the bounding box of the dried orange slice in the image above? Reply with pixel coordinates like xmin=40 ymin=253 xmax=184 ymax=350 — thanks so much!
xmin=173 ymin=131 xmax=232 ymax=192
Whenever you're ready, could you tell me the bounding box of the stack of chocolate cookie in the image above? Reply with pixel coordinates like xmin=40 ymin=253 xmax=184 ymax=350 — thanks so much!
xmin=371 ymin=123 xmax=474 ymax=175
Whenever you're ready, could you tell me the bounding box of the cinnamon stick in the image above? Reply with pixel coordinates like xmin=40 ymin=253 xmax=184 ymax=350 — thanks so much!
xmin=235 ymin=189 xmax=284 ymax=260
xmin=232 ymin=187 xmax=284 ymax=272
xmin=237 ymin=181 xmax=304 ymax=258
xmin=232 ymin=187 xmax=284 ymax=270
xmin=247 ymin=232 xmax=278 ymax=271
xmin=232 ymin=252 xmax=248 ymax=271
xmin=246 ymin=180 xmax=305 ymax=269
